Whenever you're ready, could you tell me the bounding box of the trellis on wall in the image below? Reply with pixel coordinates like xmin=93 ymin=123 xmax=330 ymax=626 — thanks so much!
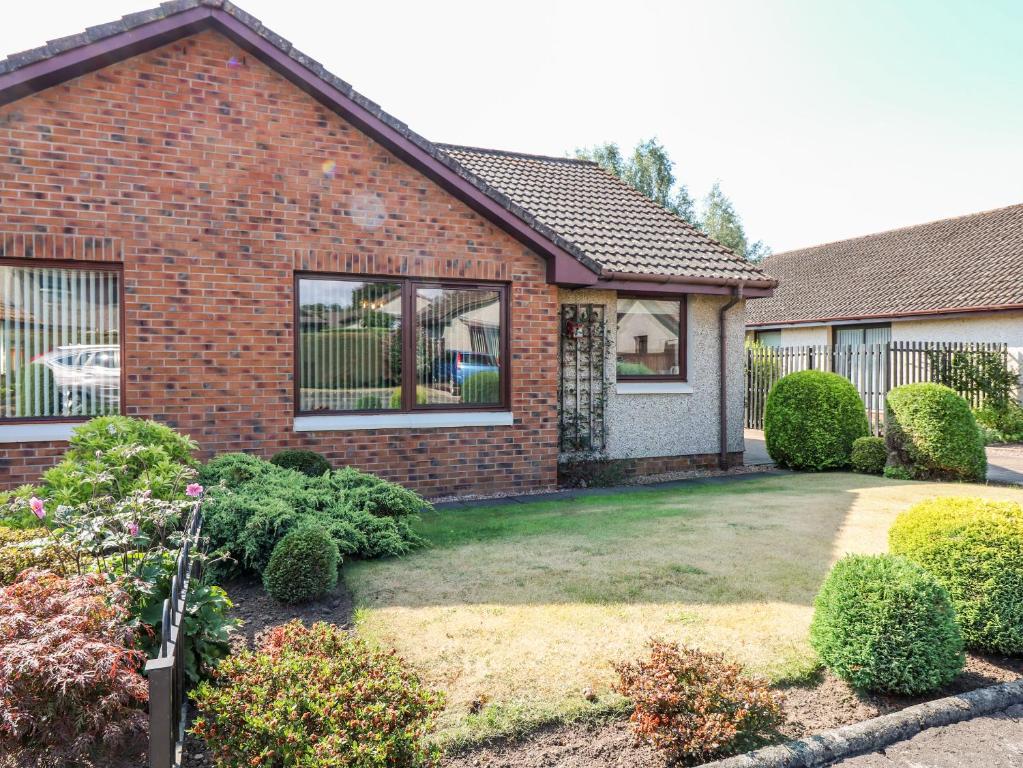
xmin=558 ymin=303 xmax=609 ymax=454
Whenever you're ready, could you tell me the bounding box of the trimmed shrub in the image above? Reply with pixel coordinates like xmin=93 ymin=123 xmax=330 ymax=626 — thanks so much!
xmin=975 ymin=401 xmax=1023 ymax=444
xmin=885 ymin=383 xmax=986 ymax=482
xmin=764 ymin=370 xmax=870 ymax=470
xmin=462 ymin=370 xmax=500 ymax=404
xmin=810 ymin=554 xmax=964 ymax=694
xmin=614 ymin=639 xmax=783 ymax=764
xmin=190 ymin=621 xmax=443 ymax=767
xmin=0 ymin=527 xmax=65 ymax=585
xmin=890 ymin=498 xmax=1023 ymax=654
xmin=851 ymin=436 xmax=887 ymax=475
xmin=270 ymin=449 xmax=331 ymax=478
xmin=0 ymin=569 xmax=148 ymax=765
xmin=616 ymin=361 xmax=654 ymax=376
xmin=263 ymin=525 xmax=339 ymax=603
xmin=390 ymin=386 xmax=430 ymax=408
xmin=199 ymin=452 xmax=277 ymax=489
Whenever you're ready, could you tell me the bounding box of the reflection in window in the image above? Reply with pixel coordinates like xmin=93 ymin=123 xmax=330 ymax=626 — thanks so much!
xmin=616 ymin=297 xmax=683 ymax=378
xmin=0 ymin=264 xmax=121 ymax=419
xmin=416 ymin=287 xmax=502 ymax=406
xmin=297 ymin=278 xmax=402 ymax=412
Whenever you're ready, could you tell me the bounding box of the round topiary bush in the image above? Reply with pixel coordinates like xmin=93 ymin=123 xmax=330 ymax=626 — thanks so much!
xmin=810 ymin=554 xmax=964 ymax=694
xmin=889 ymin=497 xmax=1023 ymax=654
xmin=764 ymin=370 xmax=870 ymax=470
xmin=885 ymin=383 xmax=986 ymax=482
xmin=462 ymin=371 xmax=500 ymax=404
xmin=851 ymin=436 xmax=887 ymax=475
xmin=262 ymin=525 xmax=339 ymax=604
xmin=270 ymin=449 xmax=331 ymax=478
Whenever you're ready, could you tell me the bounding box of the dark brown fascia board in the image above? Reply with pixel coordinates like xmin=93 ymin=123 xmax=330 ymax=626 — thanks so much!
xmin=746 ymin=302 xmax=1023 ymax=328
xmin=0 ymin=3 xmax=599 ymax=287
xmin=597 ymin=279 xmax=773 ymax=298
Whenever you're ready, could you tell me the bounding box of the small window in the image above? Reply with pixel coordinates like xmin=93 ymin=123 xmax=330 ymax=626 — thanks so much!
xmin=0 ymin=261 xmax=122 ymax=420
xmin=297 ymin=276 xmax=506 ymax=413
xmin=754 ymin=330 xmax=782 ymax=347
xmin=616 ymin=296 xmax=685 ymax=380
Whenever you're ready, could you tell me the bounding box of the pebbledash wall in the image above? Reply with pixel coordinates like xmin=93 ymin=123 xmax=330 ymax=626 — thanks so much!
xmin=559 ymin=289 xmax=745 ymax=472
xmin=0 ymin=30 xmax=559 ymax=497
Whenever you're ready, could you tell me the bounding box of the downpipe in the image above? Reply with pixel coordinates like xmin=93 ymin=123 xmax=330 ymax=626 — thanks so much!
xmin=719 ymin=284 xmax=744 ymax=469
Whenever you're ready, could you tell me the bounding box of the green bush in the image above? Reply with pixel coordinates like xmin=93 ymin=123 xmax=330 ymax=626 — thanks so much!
xmin=462 ymin=371 xmax=500 ymax=404
xmin=975 ymin=402 xmax=1023 ymax=444
xmin=616 ymin=361 xmax=654 ymax=376
xmin=263 ymin=525 xmax=339 ymax=603
xmin=810 ymin=554 xmax=964 ymax=694
xmin=390 ymin=386 xmax=429 ymax=408
xmin=886 ymin=384 xmax=986 ymax=482
xmin=353 ymin=393 xmax=385 ymax=410
xmin=764 ymin=370 xmax=869 ymax=470
xmin=890 ymin=498 xmax=1023 ymax=654
xmin=270 ymin=449 xmax=331 ymax=478
xmin=851 ymin=436 xmax=887 ymax=475
xmin=190 ymin=621 xmax=443 ymax=768
xmin=202 ymin=456 xmax=425 ymax=578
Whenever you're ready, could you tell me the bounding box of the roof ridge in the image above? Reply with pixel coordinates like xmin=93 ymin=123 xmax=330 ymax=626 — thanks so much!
xmin=771 ymin=201 xmax=1023 ymax=260
xmin=438 ymin=143 xmax=596 ymax=166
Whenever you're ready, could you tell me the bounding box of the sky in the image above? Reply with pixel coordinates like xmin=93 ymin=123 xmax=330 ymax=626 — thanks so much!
xmin=1 ymin=0 xmax=1021 ymax=253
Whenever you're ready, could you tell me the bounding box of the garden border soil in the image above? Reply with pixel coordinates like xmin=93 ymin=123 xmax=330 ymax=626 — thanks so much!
xmin=704 ymin=679 xmax=1023 ymax=768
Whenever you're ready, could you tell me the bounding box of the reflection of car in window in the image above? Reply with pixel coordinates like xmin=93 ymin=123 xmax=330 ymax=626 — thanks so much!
xmin=430 ymin=350 xmax=499 ymax=387
xmin=35 ymin=344 xmax=120 ymax=414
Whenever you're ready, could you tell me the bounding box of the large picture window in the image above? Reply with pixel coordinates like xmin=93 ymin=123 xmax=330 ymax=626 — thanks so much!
xmin=615 ymin=296 xmax=685 ymax=380
xmin=297 ymin=276 xmax=507 ymax=413
xmin=1 ymin=261 xmax=122 ymax=421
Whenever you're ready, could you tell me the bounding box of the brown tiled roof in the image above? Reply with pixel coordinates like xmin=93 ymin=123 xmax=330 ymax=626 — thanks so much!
xmin=439 ymin=145 xmax=773 ymax=283
xmin=746 ymin=204 xmax=1023 ymax=326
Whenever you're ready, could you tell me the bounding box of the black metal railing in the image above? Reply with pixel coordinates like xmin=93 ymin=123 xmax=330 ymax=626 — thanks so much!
xmin=145 ymin=502 xmax=202 ymax=768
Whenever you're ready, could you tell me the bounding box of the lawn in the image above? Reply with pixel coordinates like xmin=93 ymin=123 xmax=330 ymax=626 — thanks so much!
xmin=346 ymin=473 xmax=1023 ymax=745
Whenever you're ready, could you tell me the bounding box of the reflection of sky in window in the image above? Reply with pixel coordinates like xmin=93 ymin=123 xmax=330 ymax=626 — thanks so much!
xmin=300 ymin=279 xmax=358 ymax=308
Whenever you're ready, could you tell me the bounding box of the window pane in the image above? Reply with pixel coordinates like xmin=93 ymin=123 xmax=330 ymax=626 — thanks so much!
xmin=1 ymin=265 xmax=120 ymax=419
xmin=616 ymin=298 xmax=680 ymax=377
xmin=415 ymin=286 xmax=502 ymax=406
xmin=756 ymin=330 xmax=782 ymax=347
xmin=298 ymin=279 xmax=402 ymax=411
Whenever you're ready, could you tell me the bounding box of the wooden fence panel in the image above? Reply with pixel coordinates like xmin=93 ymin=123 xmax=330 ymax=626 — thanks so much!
xmin=745 ymin=341 xmax=1010 ymax=435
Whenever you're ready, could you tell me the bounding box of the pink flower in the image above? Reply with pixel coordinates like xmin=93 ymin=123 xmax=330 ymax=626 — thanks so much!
xmin=185 ymin=483 xmax=204 ymax=498
xmin=127 ymin=522 xmax=140 ymax=537
xmin=29 ymin=497 xmax=45 ymax=520
xmin=140 ymin=489 xmax=152 ymax=500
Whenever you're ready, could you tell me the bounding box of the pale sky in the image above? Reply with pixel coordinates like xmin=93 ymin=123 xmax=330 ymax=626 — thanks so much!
xmin=2 ymin=0 xmax=1021 ymax=253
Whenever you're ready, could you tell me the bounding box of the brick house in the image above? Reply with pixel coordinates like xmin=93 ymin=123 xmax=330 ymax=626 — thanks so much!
xmin=0 ymin=1 xmax=775 ymax=497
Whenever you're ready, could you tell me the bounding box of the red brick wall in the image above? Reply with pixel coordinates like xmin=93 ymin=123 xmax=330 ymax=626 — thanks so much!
xmin=0 ymin=31 xmax=558 ymax=497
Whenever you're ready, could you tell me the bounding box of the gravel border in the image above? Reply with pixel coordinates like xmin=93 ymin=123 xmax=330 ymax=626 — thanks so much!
xmin=703 ymin=679 xmax=1023 ymax=768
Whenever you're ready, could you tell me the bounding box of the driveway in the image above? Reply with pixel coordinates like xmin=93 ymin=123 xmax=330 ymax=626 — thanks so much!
xmin=744 ymin=430 xmax=1023 ymax=486
xmin=830 ymin=704 xmax=1023 ymax=767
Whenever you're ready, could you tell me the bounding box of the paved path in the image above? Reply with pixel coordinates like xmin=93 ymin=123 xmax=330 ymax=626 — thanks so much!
xmin=830 ymin=704 xmax=1023 ymax=767
xmin=744 ymin=430 xmax=1023 ymax=486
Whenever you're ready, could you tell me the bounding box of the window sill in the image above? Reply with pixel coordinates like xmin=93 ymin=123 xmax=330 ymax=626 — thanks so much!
xmin=0 ymin=421 xmax=79 ymax=443
xmin=294 ymin=411 xmax=515 ymax=432
xmin=616 ymin=382 xmax=694 ymax=395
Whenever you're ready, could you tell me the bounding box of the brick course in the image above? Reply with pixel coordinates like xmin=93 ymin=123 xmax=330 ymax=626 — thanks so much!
xmin=0 ymin=31 xmax=558 ymax=497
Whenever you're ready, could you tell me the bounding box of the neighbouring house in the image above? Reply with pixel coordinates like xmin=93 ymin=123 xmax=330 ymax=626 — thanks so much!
xmin=0 ymin=1 xmax=775 ymax=497
xmin=745 ymin=204 xmax=1023 ymax=365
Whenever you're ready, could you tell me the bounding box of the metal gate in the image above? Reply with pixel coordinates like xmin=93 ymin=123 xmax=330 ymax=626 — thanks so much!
xmin=558 ymin=303 xmax=608 ymax=453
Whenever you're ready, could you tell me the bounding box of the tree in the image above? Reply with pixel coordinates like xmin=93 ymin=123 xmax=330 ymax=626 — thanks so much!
xmin=699 ymin=182 xmax=771 ymax=263
xmin=576 ymin=138 xmax=697 ymax=226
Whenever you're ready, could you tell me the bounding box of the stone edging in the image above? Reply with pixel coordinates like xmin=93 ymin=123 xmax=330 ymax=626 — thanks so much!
xmin=703 ymin=678 xmax=1023 ymax=768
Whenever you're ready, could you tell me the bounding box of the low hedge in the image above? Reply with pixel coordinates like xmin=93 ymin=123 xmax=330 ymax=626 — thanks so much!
xmin=851 ymin=436 xmax=887 ymax=475
xmin=810 ymin=554 xmax=964 ymax=694
xmin=270 ymin=449 xmax=331 ymax=478
xmin=462 ymin=371 xmax=500 ymax=404
xmin=764 ymin=370 xmax=870 ymax=470
xmin=885 ymin=383 xmax=986 ymax=482
xmin=890 ymin=497 xmax=1023 ymax=654
xmin=263 ymin=525 xmax=339 ymax=603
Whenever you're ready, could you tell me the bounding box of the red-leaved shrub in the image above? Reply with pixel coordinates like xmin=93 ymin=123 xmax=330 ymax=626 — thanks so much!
xmin=614 ymin=639 xmax=783 ymax=765
xmin=0 ymin=568 xmax=148 ymax=766
xmin=191 ymin=620 xmax=443 ymax=767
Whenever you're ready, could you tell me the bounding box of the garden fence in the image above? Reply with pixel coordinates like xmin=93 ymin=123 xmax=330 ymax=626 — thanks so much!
xmin=146 ymin=501 xmax=202 ymax=768
xmin=745 ymin=341 xmax=1011 ymax=435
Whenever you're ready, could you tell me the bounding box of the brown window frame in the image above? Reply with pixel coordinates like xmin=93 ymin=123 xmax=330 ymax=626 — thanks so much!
xmin=0 ymin=257 xmax=126 ymax=425
xmin=615 ymin=294 xmax=687 ymax=382
xmin=294 ymin=272 xmax=511 ymax=416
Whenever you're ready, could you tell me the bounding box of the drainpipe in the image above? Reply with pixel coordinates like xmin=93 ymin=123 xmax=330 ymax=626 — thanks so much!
xmin=719 ymin=284 xmax=744 ymax=469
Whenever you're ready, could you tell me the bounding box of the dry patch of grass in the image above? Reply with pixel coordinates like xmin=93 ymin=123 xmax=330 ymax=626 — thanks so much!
xmin=346 ymin=473 xmax=1023 ymax=744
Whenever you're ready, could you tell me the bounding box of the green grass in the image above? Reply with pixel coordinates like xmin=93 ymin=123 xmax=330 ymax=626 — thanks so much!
xmin=347 ymin=473 xmax=1023 ymax=746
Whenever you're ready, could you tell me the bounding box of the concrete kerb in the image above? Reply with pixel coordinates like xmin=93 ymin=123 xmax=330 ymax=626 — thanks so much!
xmin=703 ymin=678 xmax=1023 ymax=768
